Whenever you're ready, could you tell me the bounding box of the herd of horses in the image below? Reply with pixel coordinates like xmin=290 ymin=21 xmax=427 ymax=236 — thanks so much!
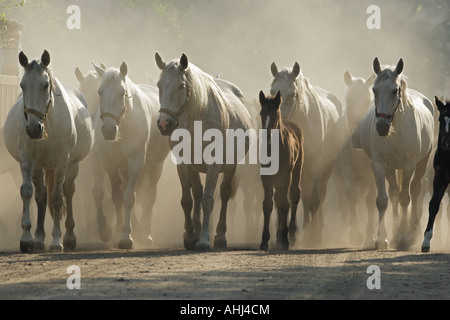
xmin=1 ymin=50 xmax=449 ymax=254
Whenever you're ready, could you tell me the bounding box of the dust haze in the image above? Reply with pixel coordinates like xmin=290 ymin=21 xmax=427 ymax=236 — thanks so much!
xmin=0 ymin=0 xmax=448 ymax=251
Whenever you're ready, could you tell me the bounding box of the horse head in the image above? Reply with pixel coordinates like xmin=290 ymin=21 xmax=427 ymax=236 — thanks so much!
xmin=269 ymin=61 xmax=300 ymax=120
xmin=95 ymin=61 xmax=131 ymax=141
xmin=259 ymin=90 xmax=282 ymax=131
xmin=344 ymin=71 xmax=375 ymax=132
xmin=435 ymin=96 xmax=450 ymax=151
xmin=372 ymin=57 xmax=404 ymax=137
xmin=19 ymin=50 xmax=55 ymax=140
xmin=75 ymin=65 xmax=104 ymax=117
xmin=155 ymin=52 xmax=190 ymax=136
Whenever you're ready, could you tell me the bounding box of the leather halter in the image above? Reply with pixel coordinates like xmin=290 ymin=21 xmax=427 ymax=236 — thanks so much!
xmin=23 ymin=83 xmax=54 ymax=124
xmin=159 ymin=83 xmax=190 ymax=126
xmin=100 ymin=92 xmax=132 ymax=125
xmin=375 ymin=90 xmax=402 ymax=120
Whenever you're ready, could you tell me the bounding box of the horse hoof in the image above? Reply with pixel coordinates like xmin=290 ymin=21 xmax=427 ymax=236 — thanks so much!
xmin=183 ymin=232 xmax=199 ymax=250
xmin=421 ymin=245 xmax=430 ymax=253
xmin=98 ymin=225 xmax=113 ymax=243
xmin=276 ymin=241 xmax=289 ymax=250
xmin=214 ymin=237 xmax=227 ymax=249
xmin=63 ymin=238 xmax=77 ymax=252
xmin=20 ymin=241 xmax=34 ymax=254
xmin=118 ymin=238 xmax=133 ymax=250
xmin=34 ymin=241 xmax=46 ymax=253
xmin=49 ymin=244 xmax=63 ymax=253
xmin=375 ymin=239 xmax=388 ymax=250
xmin=196 ymin=241 xmax=211 ymax=251
xmin=260 ymin=243 xmax=269 ymax=251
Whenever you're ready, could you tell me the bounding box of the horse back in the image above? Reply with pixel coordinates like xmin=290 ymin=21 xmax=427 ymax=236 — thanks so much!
xmin=59 ymin=82 xmax=94 ymax=163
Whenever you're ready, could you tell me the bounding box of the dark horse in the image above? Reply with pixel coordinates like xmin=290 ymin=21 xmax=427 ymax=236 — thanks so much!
xmin=422 ymin=97 xmax=450 ymax=252
xmin=259 ymin=91 xmax=303 ymax=250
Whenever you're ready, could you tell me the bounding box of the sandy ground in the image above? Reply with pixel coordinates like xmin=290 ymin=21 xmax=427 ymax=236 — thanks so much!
xmin=0 ymin=243 xmax=449 ymax=302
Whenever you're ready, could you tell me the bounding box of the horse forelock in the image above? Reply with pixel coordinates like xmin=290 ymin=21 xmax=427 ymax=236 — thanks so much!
xmin=374 ymin=66 xmax=412 ymax=109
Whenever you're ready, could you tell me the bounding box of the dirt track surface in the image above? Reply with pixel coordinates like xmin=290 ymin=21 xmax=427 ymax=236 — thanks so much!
xmin=0 ymin=244 xmax=449 ymax=301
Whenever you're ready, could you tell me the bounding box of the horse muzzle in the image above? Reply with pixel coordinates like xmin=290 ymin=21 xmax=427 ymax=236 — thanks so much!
xmin=376 ymin=118 xmax=391 ymax=137
xmin=101 ymin=122 xmax=118 ymax=141
xmin=26 ymin=122 xmax=44 ymax=140
xmin=157 ymin=114 xmax=177 ymax=136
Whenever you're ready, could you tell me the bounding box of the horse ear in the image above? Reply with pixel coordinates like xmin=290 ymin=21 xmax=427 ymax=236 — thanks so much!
xmin=373 ymin=57 xmax=381 ymax=75
xmin=91 ymin=61 xmax=105 ymax=78
xmin=75 ymin=67 xmax=85 ymax=83
xmin=344 ymin=71 xmax=353 ymax=87
xmin=155 ymin=52 xmax=166 ymax=70
xmin=259 ymin=90 xmax=266 ymax=105
xmin=394 ymin=58 xmax=404 ymax=76
xmin=291 ymin=62 xmax=301 ymax=80
xmin=271 ymin=62 xmax=278 ymax=77
xmin=435 ymin=96 xmax=445 ymax=112
xmin=275 ymin=91 xmax=282 ymax=107
xmin=19 ymin=51 xmax=28 ymax=67
xmin=41 ymin=50 xmax=50 ymax=67
xmin=100 ymin=63 xmax=106 ymax=70
xmin=120 ymin=61 xmax=128 ymax=78
xmin=180 ymin=53 xmax=188 ymax=71
xmin=365 ymin=74 xmax=376 ymax=87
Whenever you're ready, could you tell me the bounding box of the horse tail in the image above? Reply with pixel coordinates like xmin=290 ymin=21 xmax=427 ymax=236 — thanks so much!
xmin=396 ymin=170 xmax=403 ymax=192
xmin=45 ymin=169 xmax=67 ymax=220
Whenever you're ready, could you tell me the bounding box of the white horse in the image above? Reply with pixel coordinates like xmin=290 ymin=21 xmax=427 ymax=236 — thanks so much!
xmin=4 ymin=50 xmax=94 ymax=253
xmin=333 ymin=71 xmax=376 ymax=246
xmin=91 ymin=62 xmax=170 ymax=249
xmin=359 ymin=58 xmax=434 ymax=250
xmin=155 ymin=53 xmax=253 ymax=250
xmin=270 ymin=61 xmax=345 ymax=246
xmin=74 ymin=65 xmax=104 ymax=118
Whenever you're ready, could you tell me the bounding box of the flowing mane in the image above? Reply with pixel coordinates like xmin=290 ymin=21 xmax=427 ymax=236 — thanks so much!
xmin=160 ymin=60 xmax=226 ymax=123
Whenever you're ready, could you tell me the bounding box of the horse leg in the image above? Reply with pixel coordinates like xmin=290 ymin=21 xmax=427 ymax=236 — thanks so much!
xmin=289 ymin=162 xmax=302 ymax=247
xmin=409 ymin=152 xmax=431 ymax=241
xmin=19 ymin=155 xmax=34 ymax=253
xmin=422 ymin=174 xmax=448 ymax=252
xmin=62 ymin=163 xmax=79 ymax=251
xmin=260 ymin=175 xmax=274 ymax=251
xmin=92 ymin=156 xmax=112 ymax=243
xmin=364 ymin=182 xmax=377 ymax=248
xmin=275 ymin=175 xmax=291 ymax=250
xmin=119 ymin=155 xmax=145 ymax=249
xmin=191 ymin=171 xmax=203 ymax=237
xmin=137 ymin=160 xmax=165 ymax=247
xmin=197 ymin=165 xmax=220 ymax=250
xmin=32 ymin=169 xmax=46 ymax=252
xmin=385 ymin=169 xmax=400 ymax=246
xmin=373 ymin=162 xmax=389 ymax=250
xmin=177 ymin=165 xmax=196 ymax=250
xmin=397 ymin=166 xmax=415 ymax=249
xmin=214 ymin=167 xmax=236 ymax=248
xmin=49 ymin=165 xmax=68 ymax=253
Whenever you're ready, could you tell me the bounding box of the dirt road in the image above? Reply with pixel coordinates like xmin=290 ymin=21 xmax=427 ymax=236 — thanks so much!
xmin=0 ymin=243 xmax=449 ymax=302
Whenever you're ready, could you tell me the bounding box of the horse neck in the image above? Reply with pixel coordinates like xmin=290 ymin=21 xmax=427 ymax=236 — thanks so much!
xmin=185 ymin=68 xmax=224 ymax=127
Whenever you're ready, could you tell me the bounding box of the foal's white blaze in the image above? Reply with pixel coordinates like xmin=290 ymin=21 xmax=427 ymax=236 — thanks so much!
xmin=445 ymin=116 xmax=450 ymax=134
xmin=265 ymin=115 xmax=270 ymax=129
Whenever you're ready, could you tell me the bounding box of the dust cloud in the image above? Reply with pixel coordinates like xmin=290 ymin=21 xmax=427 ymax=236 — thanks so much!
xmin=0 ymin=0 xmax=448 ymax=251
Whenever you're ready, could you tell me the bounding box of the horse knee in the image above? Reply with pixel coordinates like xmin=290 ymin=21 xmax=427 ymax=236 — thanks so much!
xmin=123 ymin=189 xmax=136 ymax=209
xmin=202 ymin=194 xmax=214 ymax=214
xmin=376 ymin=193 xmax=388 ymax=212
xmin=399 ymin=191 xmax=411 ymax=207
xmin=20 ymin=183 xmax=33 ymax=201
xmin=181 ymin=197 xmax=193 ymax=213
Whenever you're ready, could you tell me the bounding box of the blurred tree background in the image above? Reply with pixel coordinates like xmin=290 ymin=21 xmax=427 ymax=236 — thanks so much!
xmin=2 ymin=0 xmax=449 ymax=99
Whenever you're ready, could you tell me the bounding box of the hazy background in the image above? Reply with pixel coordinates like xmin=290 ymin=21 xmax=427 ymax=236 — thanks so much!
xmin=0 ymin=0 xmax=449 ymax=250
